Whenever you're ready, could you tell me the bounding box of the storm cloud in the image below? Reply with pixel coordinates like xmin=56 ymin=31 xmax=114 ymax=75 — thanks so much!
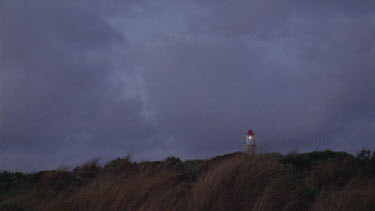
xmin=1 ymin=1 xmax=374 ymax=171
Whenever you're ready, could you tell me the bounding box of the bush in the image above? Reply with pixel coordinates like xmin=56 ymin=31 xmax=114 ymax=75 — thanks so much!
xmin=1 ymin=150 xmax=375 ymax=210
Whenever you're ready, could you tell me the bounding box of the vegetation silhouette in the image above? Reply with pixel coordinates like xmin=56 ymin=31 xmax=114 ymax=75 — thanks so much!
xmin=1 ymin=150 xmax=375 ymax=210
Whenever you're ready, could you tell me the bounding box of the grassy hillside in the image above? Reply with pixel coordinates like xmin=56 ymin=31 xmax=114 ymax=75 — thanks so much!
xmin=1 ymin=150 xmax=375 ymax=210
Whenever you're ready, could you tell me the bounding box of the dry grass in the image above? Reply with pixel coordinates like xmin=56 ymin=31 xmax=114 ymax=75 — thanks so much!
xmin=1 ymin=150 xmax=375 ymax=210
xmin=313 ymin=176 xmax=375 ymax=210
xmin=188 ymin=154 xmax=298 ymax=210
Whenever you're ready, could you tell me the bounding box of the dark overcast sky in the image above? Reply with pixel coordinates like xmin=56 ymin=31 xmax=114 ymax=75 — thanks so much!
xmin=1 ymin=1 xmax=375 ymax=171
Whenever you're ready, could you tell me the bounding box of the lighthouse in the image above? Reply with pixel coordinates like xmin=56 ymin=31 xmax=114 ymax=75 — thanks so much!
xmin=245 ymin=130 xmax=255 ymax=156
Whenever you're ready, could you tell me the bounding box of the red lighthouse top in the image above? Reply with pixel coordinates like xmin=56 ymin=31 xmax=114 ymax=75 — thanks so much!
xmin=246 ymin=130 xmax=254 ymax=135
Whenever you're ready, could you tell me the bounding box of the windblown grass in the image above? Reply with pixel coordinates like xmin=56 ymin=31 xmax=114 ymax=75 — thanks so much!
xmin=1 ymin=150 xmax=375 ymax=210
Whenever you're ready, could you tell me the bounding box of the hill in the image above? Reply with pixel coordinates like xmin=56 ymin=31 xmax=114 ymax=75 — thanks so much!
xmin=1 ymin=150 xmax=375 ymax=210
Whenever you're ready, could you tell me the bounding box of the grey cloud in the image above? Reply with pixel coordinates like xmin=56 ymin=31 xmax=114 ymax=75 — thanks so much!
xmin=136 ymin=1 xmax=375 ymax=156
xmin=0 ymin=1 xmax=152 ymax=171
xmin=1 ymin=1 xmax=375 ymax=171
xmin=188 ymin=1 xmax=293 ymax=38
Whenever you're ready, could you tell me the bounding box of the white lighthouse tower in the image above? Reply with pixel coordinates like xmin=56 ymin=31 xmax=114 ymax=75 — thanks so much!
xmin=245 ymin=129 xmax=255 ymax=156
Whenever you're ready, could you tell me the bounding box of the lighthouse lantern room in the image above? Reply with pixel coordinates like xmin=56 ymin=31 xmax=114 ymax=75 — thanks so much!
xmin=245 ymin=130 xmax=256 ymax=156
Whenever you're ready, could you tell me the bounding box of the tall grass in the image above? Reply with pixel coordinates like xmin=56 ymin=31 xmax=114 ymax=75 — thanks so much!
xmin=1 ymin=150 xmax=375 ymax=210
